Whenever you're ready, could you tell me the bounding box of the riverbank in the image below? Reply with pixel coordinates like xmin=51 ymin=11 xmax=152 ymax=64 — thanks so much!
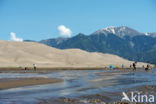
xmin=0 ymin=66 xmax=154 ymax=72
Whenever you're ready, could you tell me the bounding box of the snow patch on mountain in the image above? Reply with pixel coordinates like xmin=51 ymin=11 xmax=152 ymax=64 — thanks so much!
xmin=92 ymin=26 xmax=144 ymax=38
xmin=103 ymin=26 xmax=116 ymax=34
xmin=145 ymin=32 xmax=150 ymax=36
xmin=144 ymin=33 xmax=156 ymax=37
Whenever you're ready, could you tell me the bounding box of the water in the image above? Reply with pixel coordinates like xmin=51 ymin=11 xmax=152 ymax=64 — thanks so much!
xmin=0 ymin=69 xmax=156 ymax=104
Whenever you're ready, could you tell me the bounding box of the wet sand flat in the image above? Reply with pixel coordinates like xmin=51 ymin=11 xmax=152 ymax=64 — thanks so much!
xmin=0 ymin=78 xmax=63 ymax=90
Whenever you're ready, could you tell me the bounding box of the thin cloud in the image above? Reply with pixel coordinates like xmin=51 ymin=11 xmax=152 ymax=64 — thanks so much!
xmin=10 ymin=32 xmax=23 ymax=42
xmin=58 ymin=25 xmax=72 ymax=37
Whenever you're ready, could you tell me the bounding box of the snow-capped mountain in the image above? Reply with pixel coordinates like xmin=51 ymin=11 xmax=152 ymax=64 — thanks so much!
xmin=92 ymin=26 xmax=156 ymax=38
xmin=92 ymin=26 xmax=144 ymax=38
xmin=145 ymin=33 xmax=156 ymax=37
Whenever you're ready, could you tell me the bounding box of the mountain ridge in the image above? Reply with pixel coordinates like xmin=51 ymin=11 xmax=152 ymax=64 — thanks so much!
xmin=91 ymin=26 xmax=156 ymax=38
xmin=36 ymin=26 xmax=156 ymax=64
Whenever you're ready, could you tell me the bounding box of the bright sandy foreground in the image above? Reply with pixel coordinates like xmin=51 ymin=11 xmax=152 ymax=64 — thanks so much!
xmin=0 ymin=78 xmax=63 ymax=90
xmin=0 ymin=40 xmax=150 ymax=68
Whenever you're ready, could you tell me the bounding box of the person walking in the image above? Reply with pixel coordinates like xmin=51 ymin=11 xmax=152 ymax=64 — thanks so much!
xmin=145 ymin=64 xmax=150 ymax=71
xmin=33 ymin=64 xmax=37 ymax=71
xmin=132 ymin=62 xmax=137 ymax=71
xmin=19 ymin=66 xmax=22 ymax=70
xmin=122 ymin=64 xmax=124 ymax=69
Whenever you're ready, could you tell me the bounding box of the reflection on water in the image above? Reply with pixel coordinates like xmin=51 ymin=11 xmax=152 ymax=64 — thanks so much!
xmin=0 ymin=69 xmax=156 ymax=104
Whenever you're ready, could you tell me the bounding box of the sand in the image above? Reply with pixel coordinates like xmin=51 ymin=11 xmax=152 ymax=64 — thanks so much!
xmin=0 ymin=40 xmax=150 ymax=68
xmin=0 ymin=78 xmax=63 ymax=90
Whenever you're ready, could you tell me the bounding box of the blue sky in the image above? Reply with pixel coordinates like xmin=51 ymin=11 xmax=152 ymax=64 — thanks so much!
xmin=0 ymin=0 xmax=156 ymax=41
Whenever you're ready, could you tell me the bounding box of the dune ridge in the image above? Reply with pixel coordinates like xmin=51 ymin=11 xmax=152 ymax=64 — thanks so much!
xmin=0 ymin=40 xmax=147 ymax=68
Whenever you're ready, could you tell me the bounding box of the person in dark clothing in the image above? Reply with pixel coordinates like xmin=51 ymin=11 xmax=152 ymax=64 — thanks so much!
xmin=25 ymin=67 xmax=28 ymax=70
xmin=33 ymin=64 xmax=37 ymax=71
xmin=132 ymin=62 xmax=137 ymax=71
xmin=145 ymin=64 xmax=150 ymax=71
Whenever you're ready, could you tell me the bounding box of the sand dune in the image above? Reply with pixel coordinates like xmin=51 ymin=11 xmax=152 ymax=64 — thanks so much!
xmin=0 ymin=40 xmax=147 ymax=68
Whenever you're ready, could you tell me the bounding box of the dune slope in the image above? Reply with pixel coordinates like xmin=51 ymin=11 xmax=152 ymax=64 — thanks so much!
xmin=0 ymin=40 xmax=146 ymax=67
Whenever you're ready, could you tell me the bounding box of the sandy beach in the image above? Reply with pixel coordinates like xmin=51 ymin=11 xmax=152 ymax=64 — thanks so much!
xmin=0 ymin=66 xmax=154 ymax=72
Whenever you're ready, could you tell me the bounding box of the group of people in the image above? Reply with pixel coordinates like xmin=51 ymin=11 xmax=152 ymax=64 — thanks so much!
xmin=19 ymin=64 xmax=37 ymax=71
xmin=131 ymin=62 xmax=151 ymax=71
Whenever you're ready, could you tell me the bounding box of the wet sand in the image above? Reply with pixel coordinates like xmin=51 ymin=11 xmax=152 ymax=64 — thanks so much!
xmin=0 ymin=67 xmax=110 ymax=71
xmin=96 ymin=69 xmax=149 ymax=76
xmin=0 ymin=78 xmax=63 ymax=90
xmin=0 ymin=67 xmax=150 ymax=73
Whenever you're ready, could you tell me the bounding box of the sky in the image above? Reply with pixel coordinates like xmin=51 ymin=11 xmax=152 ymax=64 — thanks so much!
xmin=0 ymin=0 xmax=156 ymax=41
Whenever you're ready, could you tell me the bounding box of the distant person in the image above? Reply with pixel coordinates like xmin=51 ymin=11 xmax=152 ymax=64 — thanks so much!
xmin=122 ymin=64 xmax=124 ymax=69
xmin=33 ymin=64 xmax=37 ymax=71
xmin=19 ymin=66 xmax=22 ymax=70
xmin=132 ymin=62 xmax=137 ymax=71
xmin=25 ymin=67 xmax=27 ymax=70
xmin=145 ymin=64 xmax=150 ymax=71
